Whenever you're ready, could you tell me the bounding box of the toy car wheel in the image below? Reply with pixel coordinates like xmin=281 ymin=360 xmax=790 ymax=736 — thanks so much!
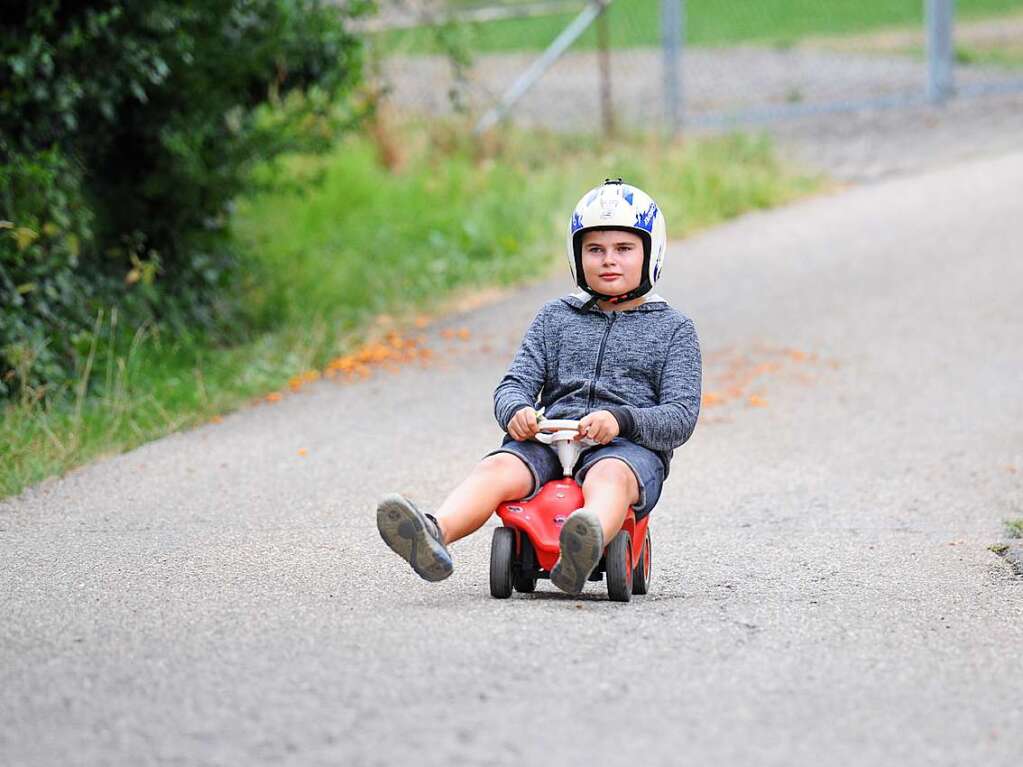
xmin=513 ymin=534 xmax=538 ymax=593
xmin=605 ymin=530 xmax=633 ymax=603
xmin=490 ymin=527 xmax=515 ymax=599
xmin=632 ymin=529 xmax=652 ymax=595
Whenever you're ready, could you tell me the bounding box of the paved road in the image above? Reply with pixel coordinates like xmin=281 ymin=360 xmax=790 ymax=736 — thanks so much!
xmin=3 ymin=152 xmax=1022 ymax=766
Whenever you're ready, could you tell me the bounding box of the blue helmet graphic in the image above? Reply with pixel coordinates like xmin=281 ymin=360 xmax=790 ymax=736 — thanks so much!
xmin=634 ymin=202 xmax=659 ymax=233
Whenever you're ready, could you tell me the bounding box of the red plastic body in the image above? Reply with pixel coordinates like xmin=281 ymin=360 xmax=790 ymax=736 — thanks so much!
xmin=496 ymin=479 xmax=649 ymax=573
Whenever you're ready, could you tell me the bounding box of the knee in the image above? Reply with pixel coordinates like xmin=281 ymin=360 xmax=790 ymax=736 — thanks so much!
xmin=477 ymin=453 xmax=533 ymax=498
xmin=582 ymin=459 xmax=637 ymax=497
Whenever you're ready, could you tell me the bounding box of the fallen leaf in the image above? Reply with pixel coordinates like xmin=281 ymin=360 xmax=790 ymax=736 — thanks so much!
xmin=701 ymin=392 xmax=724 ymax=406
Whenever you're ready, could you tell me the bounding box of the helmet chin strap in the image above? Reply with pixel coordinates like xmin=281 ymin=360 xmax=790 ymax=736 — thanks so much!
xmin=580 ymin=280 xmax=652 ymax=311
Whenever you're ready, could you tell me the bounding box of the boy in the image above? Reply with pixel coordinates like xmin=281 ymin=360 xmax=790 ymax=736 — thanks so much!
xmin=377 ymin=179 xmax=702 ymax=595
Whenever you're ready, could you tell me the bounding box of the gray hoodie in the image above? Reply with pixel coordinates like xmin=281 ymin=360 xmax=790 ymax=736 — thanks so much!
xmin=493 ymin=292 xmax=702 ymax=476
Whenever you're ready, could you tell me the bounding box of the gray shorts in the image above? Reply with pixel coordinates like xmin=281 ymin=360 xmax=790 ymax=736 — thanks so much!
xmin=485 ymin=435 xmax=665 ymax=519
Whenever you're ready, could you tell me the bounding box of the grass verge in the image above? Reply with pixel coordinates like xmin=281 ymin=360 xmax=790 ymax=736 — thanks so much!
xmin=956 ymin=44 xmax=1023 ymax=69
xmin=1 ymin=121 xmax=824 ymax=500
xmin=380 ymin=0 xmax=1023 ymax=55
xmin=803 ymin=11 xmax=1023 ymax=70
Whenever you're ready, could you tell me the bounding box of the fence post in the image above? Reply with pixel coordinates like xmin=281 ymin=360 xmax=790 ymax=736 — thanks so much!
xmin=597 ymin=3 xmax=614 ymax=137
xmin=661 ymin=0 xmax=684 ymax=134
xmin=926 ymin=0 xmax=955 ymax=103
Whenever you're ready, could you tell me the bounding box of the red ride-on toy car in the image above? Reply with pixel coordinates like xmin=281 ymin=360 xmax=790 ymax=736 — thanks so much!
xmin=489 ymin=417 xmax=652 ymax=602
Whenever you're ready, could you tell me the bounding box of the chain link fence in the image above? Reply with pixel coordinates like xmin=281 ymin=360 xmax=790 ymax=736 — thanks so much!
xmin=360 ymin=0 xmax=1023 ymax=179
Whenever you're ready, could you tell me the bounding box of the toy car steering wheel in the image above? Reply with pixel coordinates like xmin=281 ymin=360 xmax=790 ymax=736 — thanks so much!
xmin=533 ymin=417 xmax=599 ymax=448
xmin=535 ymin=418 xmax=582 ymax=433
xmin=529 ymin=415 xmax=598 ymax=474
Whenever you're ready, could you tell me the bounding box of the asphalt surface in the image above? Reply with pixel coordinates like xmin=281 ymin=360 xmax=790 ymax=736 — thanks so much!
xmin=3 ymin=152 xmax=1022 ymax=766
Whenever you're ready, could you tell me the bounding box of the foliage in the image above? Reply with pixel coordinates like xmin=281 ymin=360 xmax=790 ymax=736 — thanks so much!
xmin=0 ymin=0 xmax=367 ymax=399
xmin=0 ymin=147 xmax=95 ymax=399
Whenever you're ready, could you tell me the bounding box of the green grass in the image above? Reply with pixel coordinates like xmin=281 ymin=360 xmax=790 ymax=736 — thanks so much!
xmin=1 ymin=123 xmax=823 ymax=499
xmin=1 ymin=319 xmax=330 ymax=494
xmin=956 ymin=44 xmax=1023 ymax=69
xmin=379 ymin=0 xmax=1023 ymax=54
xmin=1006 ymin=517 xmax=1023 ymax=539
xmin=235 ymin=125 xmax=821 ymax=329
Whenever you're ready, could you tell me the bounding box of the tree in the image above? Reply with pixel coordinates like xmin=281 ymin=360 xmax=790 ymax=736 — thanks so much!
xmin=0 ymin=0 xmax=368 ymax=398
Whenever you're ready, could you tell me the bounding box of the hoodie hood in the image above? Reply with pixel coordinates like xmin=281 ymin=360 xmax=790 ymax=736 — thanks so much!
xmin=561 ymin=291 xmax=671 ymax=313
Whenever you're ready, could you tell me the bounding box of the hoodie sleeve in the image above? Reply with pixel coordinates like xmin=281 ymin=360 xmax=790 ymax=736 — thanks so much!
xmin=609 ymin=318 xmax=702 ymax=451
xmin=493 ymin=307 xmax=549 ymax=431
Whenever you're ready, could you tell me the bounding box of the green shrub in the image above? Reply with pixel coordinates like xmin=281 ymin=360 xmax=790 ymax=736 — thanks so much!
xmin=0 ymin=146 xmax=95 ymax=398
xmin=0 ymin=0 xmax=367 ymax=399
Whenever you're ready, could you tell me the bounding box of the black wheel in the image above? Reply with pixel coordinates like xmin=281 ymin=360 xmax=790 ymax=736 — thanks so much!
xmin=632 ymin=529 xmax=652 ymax=595
xmin=513 ymin=533 xmax=538 ymax=593
xmin=490 ymin=527 xmax=514 ymax=598
xmin=605 ymin=530 xmax=633 ymax=603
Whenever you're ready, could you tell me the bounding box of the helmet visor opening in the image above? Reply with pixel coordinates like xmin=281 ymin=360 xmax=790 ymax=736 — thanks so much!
xmin=573 ymin=226 xmax=652 ymax=263
xmin=572 ymin=226 xmax=653 ymax=297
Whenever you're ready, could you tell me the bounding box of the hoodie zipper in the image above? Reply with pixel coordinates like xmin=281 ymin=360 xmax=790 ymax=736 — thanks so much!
xmin=586 ymin=311 xmax=617 ymax=411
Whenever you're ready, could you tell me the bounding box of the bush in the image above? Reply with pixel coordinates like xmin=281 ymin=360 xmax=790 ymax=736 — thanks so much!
xmin=0 ymin=0 xmax=367 ymax=399
xmin=0 ymin=146 xmax=95 ymax=397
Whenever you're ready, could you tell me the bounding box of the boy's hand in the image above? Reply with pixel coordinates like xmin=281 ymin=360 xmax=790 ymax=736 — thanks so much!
xmin=508 ymin=406 xmax=540 ymax=441
xmin=578 ymin=410 xmax=619 ymax=445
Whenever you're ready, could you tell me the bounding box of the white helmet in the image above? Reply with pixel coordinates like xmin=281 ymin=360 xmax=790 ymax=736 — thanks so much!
xmin=565 ymin=178 xmax=667 ymax=305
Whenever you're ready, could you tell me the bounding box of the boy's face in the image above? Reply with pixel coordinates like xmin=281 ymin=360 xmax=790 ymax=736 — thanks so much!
xmin=580 ymin=229 xmax=645 ymax=296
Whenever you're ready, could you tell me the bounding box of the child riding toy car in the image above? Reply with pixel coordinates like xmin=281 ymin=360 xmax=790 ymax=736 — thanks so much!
xmin=489 ymin=415 xmax=653 ymax=602
xmin=376 ymin=179 xmax=699 ymax=604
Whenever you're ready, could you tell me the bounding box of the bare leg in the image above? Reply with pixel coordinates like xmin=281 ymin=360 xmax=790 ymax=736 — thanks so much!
xmin=549 ymin=458 xmax=640 ymax=594
xmin=579 ymin=458 xmax=640 ymax=542
xmin=433 ymin=453 xmax=533 ymax=545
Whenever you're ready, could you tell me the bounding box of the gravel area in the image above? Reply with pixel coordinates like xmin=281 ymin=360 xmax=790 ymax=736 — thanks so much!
xmin=382 ymin=45 xmax=1023 ymax=181
xmin=2 ymin=149 xmax=1022 ymax=766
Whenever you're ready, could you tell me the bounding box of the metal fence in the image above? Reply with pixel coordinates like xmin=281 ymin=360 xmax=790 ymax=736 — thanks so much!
xmin=679 ymin=0 xmax=1023 ymax=130
xmin=365 ymin=0 xmax=1023 ymax=136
